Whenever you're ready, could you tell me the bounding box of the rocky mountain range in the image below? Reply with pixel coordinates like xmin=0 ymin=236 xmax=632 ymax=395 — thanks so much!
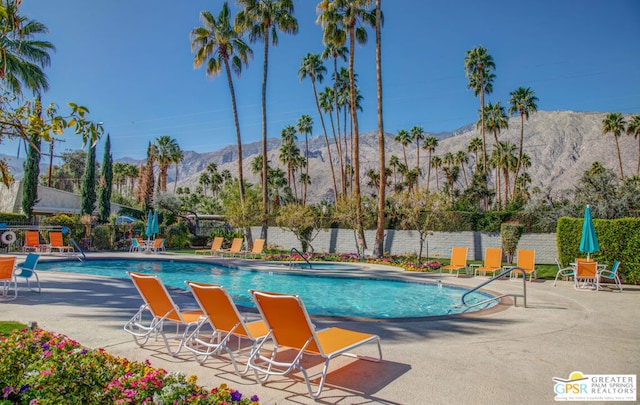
xmin=4 ymin=110 xmax=638 ymax=204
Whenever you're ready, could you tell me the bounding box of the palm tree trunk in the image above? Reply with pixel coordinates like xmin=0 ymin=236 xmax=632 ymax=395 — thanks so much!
xmin=514 ymin=112 xmax=524 ymax=193
xmin=426 ymin=151 xmax=432 ymax=193
xmin=260 ymin=31 xmax=270 ymax=241
xmin=224 ymin=60 xmax=245 ymax=206
xmin=374 ymin=0 xmax=385 ymax=258
xmin=614 ymin=135 xmax=624 ymax=178
xmin=312 ymin=79 xmax=338 ymax=202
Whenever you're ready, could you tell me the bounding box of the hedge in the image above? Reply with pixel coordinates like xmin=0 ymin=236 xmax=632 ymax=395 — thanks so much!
xmin=557 ymin=217 xmax=640 ymax=284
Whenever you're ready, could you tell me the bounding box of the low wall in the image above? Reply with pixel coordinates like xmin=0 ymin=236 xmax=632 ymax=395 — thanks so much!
xmin=252 ymin=227 xmax=558 ymax=264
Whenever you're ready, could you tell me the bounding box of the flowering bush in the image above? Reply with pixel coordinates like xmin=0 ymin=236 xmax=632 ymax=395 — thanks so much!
xmin=0 ymin=328 xmax=259 ymax=405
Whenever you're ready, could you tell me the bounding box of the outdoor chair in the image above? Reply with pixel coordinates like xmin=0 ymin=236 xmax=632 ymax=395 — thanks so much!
xmin=150 ymin=238 xmax=165 ymax=253
xmin=129 ymin=238 xmax=145 ymax=253
xmin=575 ymin=261 xmax=598 ymax=290
xmin=220 ymin=238 xmax=243 ymax=258
xmin=598 ymin=260 xmax=622 ymax=292
xmin=23 ymin=231 xmax=42 ymax=253
xmin=472 ymin=248 xmax=503 ymax=277
xmin=553 ymin=258 xmax=575 ymax=287
xmin=248 ymin=290 xmax=382 ymax=399
xmin=184 ymin=282 xmax=269 ymax=375
xmin=509 ymin=249 xmax=536 ymax=281
xmin=14 ymin=253 xmax=41 ymax=293
xmin=124 ymin=272 xmax=203 ymax=356
xmin=194 ymin=237 xmax=224 ymax=256
xmin=240 ymin=238 xmax=265 ymax=259
xmin=0 ymin=256 xmax=17 ymax=301
xmin=441 ymin=247 xmax=468 ymax=276
xmin=48 ymin=231 xmax=74 ymax=255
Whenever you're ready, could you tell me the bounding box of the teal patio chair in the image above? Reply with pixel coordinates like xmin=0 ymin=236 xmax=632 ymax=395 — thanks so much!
xmin=14 ymin=253 xmax=41 ymax=293
xmin=598 ymin=261 xmax=622 ymax=292
xmin=553 ymin=258 xmax=574 ymax=287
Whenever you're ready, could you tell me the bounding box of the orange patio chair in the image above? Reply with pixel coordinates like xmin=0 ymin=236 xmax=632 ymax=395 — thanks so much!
xmin=509 ymin=249 xmax=536 ymax=281
xmin=23 ymin=231 xmax=42 ymax=253
xmin=248 ymin=290 xmax=382 ymax=399
xmin=48 ymin=231 xmax=74 ymax=254
xmin=240 ymin=238 xmax=265 ymax=259
xmin=194 ymin=236 xmax=224 ymax=256
xmin=220 ymin=237 xmax=243 ymax=258
xmin=473 ymin=247 xmax=503 ymax=277
xmin=0 ymin=256 xmax=17 ymax=301
xmin=575 ymin=261 xmax=598 ymax=290
xmin=124 ymin=272 xmax=203 ymax=356
xmin=184 ymin=282 xmax=269 ymax=375
xmin=441 ymin=247 xmax=468 ymax=276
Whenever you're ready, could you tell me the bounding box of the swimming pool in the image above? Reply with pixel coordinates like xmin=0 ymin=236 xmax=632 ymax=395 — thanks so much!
xmin=37 ymin=259 xmax=497 ymax=319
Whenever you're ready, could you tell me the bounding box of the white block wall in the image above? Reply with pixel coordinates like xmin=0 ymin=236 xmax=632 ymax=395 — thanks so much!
xmin=251 ymin=227 xmax=558 ymax=264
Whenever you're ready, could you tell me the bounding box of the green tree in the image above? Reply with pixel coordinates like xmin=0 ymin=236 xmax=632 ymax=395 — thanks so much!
xmin=296 ymin=114 xmax=313 ymax=206
xmin=464 ymin=45 xmax=495 ymax=174
xmin=80 ymin=144 xmax=97 ymax=215
xmin=430 ymin=155 xmax=442 ymax=192
xmin=373 ymin=0 xmax=385 ymax=258
xmin=626 ymin=115 xmax=640 ymax=175
xmin=21 ymin=130 xmax=40 ymax=219
xmin=467 ymin=137 xmax=483 ymax=171
xmin=410 ymin=125 xmax=424 ymax=189
xmin=0 ymin=0 xmax=55 ymax=95
xmin=97 ymin=134 xmax=113 ymax=223
xmin=394 ymin=128 xmax=410 ymax=168
xmin=136 ymin=142 xmax=155 ymax=212
xmin=171 ymin=143 xmax=184 ymax=193
xmin=422 ymin=136 xmax=438 ymax=192
xmin=235 ymin=0 xmax=298 ymax=242
xmin=482 ymin=101 xmax=509 ymax=150
xmin=191 ymin=3 xmax=253 ymax=243
xmin=602 ymin=112 xmax=627 ymax=178
xmin=508 ymin=86 xmax=538 ymax=186
xmin=298 ymin=53 xmax=338 ymax=201
xmin=154 ymin=135 xmax=180 ymax=192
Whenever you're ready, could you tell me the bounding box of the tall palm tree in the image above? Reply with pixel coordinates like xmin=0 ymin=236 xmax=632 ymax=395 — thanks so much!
xmin=455 ymin=150 xmax=469 ymax=188
xmin=482 ymin=101 xmax=509 ymax=149
xmin=388 ymin=154 xmax=400 ymax=188
xmin=298 ymin=53 xmax=338 ymax=201
xmin=430 ymin=155 xmax=442 ymax=192
xmin=394 ymin=129 xmax=411 ymax=167
xmin=235 ymin=0 xmax=298 ymax=240
xmin=296 ymin=114 xmax=313 ymax=206
xmin=373 ymin=0 xmax=384 ymax=258
xmin=626 ymin=115 xmax=640 ymax=175
xmin=321 ymin=42 xmax=348 ymax=161
xmin=191 ymin=3 xmax=253 ymax=210
xmin=279 ymin=124 xmax=299 ymax=198
xmin=508 ymin=86 xmax=538 ymax=187
xmin=154 ymin=135 xmax=179 ymax=192
xmin=464 ymin=45 xmax=495 ymax=174
xmin=410 ymin=125 xmax=424 ymax=189
xmin=318 ymin=0 xmax=376 ymax=246
xmin=422 ymin=136 xmax=438 ymax=192
xmin=171 ymin=146 xmax=184 ymax=193
xmin=0 ymin=0 xmax=55 ymax=95
xmin=602 ymin=112 xmax=627 ymax=178
xmin=467 ymin=137 xmax=483 ymax=171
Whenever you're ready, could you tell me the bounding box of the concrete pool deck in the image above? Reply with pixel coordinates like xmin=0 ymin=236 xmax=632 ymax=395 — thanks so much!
xmin=2 ymin=252 xmax=638 ymax=404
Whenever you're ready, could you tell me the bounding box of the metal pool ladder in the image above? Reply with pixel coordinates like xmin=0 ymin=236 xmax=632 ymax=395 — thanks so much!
xmin=289 ymin=248 xmax=312 ymax=270
xmin=461 ymin=266 xmax=527 ymax=309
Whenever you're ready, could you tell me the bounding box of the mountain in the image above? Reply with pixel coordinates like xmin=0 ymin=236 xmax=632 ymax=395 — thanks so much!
xmin=161 ymin=110 xmax=637 ymax=203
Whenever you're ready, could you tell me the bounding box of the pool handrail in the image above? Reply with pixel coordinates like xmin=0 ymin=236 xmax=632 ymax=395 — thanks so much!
xmin=289 ymin=248 xmax=312 ymax=270
xmin=461 ymin=266 xmax=527 ymax=308
xmin=68 ymin=238 xmax=86 ymax=262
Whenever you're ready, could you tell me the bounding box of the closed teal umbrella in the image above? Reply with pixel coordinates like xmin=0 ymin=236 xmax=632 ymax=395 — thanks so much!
xmin=152 ymin=210 xmax=159 ymax=237
xmin=579 ymin=205 xmax=599 ymax=260
xmin=145 ymin=210 xmax=154 ymax=239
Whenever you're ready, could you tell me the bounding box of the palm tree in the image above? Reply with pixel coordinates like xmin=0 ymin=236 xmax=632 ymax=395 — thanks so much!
xmin=455 ymin=150 xmax=469 ymax=188
xmin=493 ymin=141 xmax=517 ymax=207
xmin=373 ymin=0 xmax=384 ymax=258
xmin=388 ymin=154 xmax=400 ymax=188
xmin=602 ymin=112 xmax=627 ymax=178
xmin=422 ymin=136 xmax=438 ymax=192
xmin=394 ymin=129 xmax=411 ymax=167
xmin=235 ymin=0 xmax=298 ymax=240
xmin=410 ymin=125 xmax=424 ymax=189
xmin=321 ymin=42 xmax=348 ymax=162
xmin=171 ymin=146 xmax=184 ymax=193
xmin=0 ymin=1 xmax=55 ymax=95
xmin=298 ymin=53 xmax=338 ymax=201
xmin=154 ymin=135 xmax=179 ymax=192
xmin=191 ymin=3 xmax=253 ymax=210
xmin=430 ymin=155 xmax=442 ymax=192
xmin=508 ymin=86 xmax=538 ymax=187
xmin=198 ymin=172 xmax=211 ymax=196
xmin=464 ymin=45 xmax=495 ymax=174
xmin=296 ymin=114 xmax=313 ymax=206
xmin=626 ymin=115 xmax=640 ymax=174
xmin=467 ymin=137 xmax=483 ymax=171
xmin=482 ymin=101 xmax=509 ymax=149
xmin=279 ymin=124 xmax=300 ymax=198
xmin=317 ymin=0 xmax=376 ymax=246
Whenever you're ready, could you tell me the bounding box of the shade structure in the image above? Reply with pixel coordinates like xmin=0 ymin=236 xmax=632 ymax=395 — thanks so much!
xmin=579 ymin=205 xmax=599 ymax=260
xmin=145 ymin=210 xmax=154 ymax=238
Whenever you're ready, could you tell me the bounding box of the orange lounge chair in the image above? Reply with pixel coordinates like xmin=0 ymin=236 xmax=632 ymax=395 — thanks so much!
xmin=248 ymin=290 xmax=382 ymax=399
xmin=509 ymin=249 xmax=536 ymax=281
xmin=0 ymin=256 xmax=17 ymax=301
xmin=473 ymin=247 xmax=503 ymax=277
xmin=184 ymin=282 xmax=269 ymax=375
xmin=441 ymin=247 xmax=468 ymax=276
xmin=150 ymin=238 xmax=165 ymax=253
xmin=194 ymin=236 xmax=224 ymax=256
xmin=23 ymin=231 xmax=42 ymax=253
xmin=124 ymin=272 xmax=203 ymax=356
xmin=240 ymin=238 xmax=265 ymax=259
xmin=220 ymin=237 xmax=243 ymax=258
xmin=48 ymin=231 xmax=74 ymax=254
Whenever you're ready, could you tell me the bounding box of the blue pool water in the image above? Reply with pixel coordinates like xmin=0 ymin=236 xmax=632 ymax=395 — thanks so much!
xmin=37 ymin=259 xmax=497 ymax=319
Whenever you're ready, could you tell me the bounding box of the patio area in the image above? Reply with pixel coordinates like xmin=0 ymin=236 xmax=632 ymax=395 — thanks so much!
xmin=2 ymin=252 xmax=638 ymax=404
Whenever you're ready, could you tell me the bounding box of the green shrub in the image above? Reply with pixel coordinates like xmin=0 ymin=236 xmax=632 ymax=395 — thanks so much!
xmin=0 ymin=213 xmax=28 ymax=223
xmin=501 ymin=222 xmax=524 ymax=264
xmin=91 ymin=225 xmax=112 ymax=250
xmin=166 ymin=222 xmax=190 ymax=249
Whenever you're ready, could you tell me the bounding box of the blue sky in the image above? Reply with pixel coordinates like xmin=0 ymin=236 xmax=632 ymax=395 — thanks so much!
xmin=7 ymin=0 xmax=640 ymax=161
